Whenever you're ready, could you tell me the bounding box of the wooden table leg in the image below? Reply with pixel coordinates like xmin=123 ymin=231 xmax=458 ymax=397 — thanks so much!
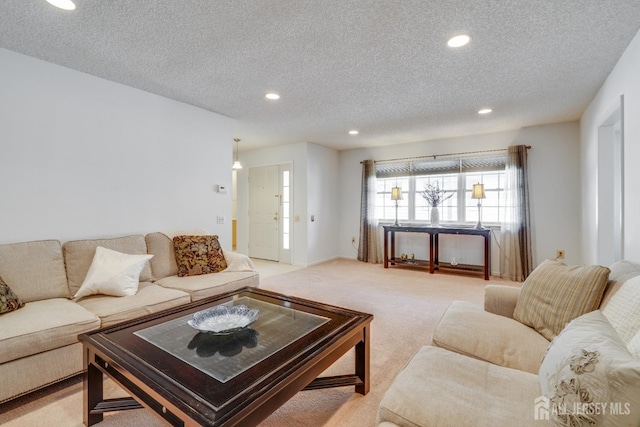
xmin=390 ymin=231 xmax=396 ymax=265
xmin=383 ymin=229 xmax=388 ymax=268
xmin=355 ymin=325 xmax=370 ymax=395
xmin=484 ymin=233 xmax=490 ymax=280
xmin=84 ymin=349 xmax=104 ymax=426
xmin=434 ymin=233 xmax=439 ymax=271
xmin=429 ymin=233 xmax=434 ymax=274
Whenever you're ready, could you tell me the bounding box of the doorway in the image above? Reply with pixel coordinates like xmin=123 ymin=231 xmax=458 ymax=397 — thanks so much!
xmin=248 ymin=164 xmax=292 ymax=263
xmin=597 ymin=95 xmax=624 ymax=265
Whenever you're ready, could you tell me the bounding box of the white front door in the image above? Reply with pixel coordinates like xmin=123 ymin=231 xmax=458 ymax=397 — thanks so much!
xmin=249 ymin=165 xmax=280 ymax=260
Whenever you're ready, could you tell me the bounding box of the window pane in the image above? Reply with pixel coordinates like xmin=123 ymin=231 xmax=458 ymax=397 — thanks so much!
xmin=465 ymin=170 xmax=505 ymax=225
xmin=415 ymin=174 xmax=457 ymax=222
xmin=483 ymin=173 xmax=499 ymax=188
xmin=376 ymin=177 xmax=409 ymax=220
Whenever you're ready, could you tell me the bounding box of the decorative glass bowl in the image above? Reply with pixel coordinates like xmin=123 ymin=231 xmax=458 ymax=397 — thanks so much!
xmin=187 ymin=304 xmax=259 ymax=335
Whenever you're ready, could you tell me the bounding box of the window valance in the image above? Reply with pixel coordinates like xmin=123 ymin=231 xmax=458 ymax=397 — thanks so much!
xmin=375 ymin=154 xmax=507 ymax=178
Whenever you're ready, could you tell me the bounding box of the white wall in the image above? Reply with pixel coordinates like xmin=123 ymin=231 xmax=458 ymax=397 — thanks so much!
xmin=0 ymin=49 xmax=234 ymax=245
xmin=581 ymin=29 xmax=640 ymax=264
xmin=307 ymin=143 xmax=340 ymax=264
xmin=338 ymin=122 xmax=583 ymax=272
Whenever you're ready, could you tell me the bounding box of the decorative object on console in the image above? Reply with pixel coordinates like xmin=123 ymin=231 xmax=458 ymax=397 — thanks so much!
xmin=391 ymin=186 xmax=402 ymax=226
xmin=173 ymin=235 xmax=228 ymax=277
xmin=232 ymin=138 xmax=242 ymax=170
xmin=420 ymin=182 xmax=453 ymax=227
xmin=430 ymin=206 xmax=440 ymax=227
xmin=471 ymin=182 xmax=486 ymax=229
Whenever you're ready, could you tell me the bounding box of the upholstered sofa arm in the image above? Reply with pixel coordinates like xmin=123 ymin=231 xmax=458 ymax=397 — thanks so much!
xmin=484 ymin=285 xmax=522 ymax=319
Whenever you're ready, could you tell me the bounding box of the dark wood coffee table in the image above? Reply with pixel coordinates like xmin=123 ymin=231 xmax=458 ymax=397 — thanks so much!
xmin=79 ymin=287 xmax=372 ymax=426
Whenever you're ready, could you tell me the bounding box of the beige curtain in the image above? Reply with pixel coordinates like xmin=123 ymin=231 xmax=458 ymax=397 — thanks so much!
xmin=357 ymin=160 xmax=381 ymax=263
xmin=500 ymin=145 xmax=533 ymax=281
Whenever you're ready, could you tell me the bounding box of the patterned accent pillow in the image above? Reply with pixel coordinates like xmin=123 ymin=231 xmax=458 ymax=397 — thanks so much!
xmin=0 ymin=276 xmax=25 ymax=314
xmin=539 ymin=310 xmax=640 ymax=426
xmin=173 ymin=235 xmax=228 ymax=277
xmin=513 ymin=259 xmax=610 ymax=340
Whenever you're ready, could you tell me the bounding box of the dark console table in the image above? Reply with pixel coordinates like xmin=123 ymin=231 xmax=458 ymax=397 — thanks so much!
xmin=382 ymin=225 xmax=491 ymax=280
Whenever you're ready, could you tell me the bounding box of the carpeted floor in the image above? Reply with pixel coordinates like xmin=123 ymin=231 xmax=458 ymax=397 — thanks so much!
xmin=0 ymin=259 xmax=518 ymax=426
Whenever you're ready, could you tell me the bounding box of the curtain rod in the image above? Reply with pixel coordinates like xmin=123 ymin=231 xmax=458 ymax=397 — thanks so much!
xmin=361 ymin=145 xmax=531 ymax=164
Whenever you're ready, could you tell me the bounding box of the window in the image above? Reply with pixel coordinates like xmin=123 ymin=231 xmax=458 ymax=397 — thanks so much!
xmin=375 ymin=155 xmax=506 ymax=225
xmin=282 ymin=170 xmax=290 ymax=250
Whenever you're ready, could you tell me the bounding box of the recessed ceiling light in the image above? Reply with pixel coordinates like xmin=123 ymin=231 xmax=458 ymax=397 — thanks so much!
xmin=478 ymin=108 xmax=493 ymax=115
xmin=265 ymin=93 xmax=280 ymax=100
xmin=46 ymin=0 xmax=76 ymax=10
xmin=447 ymin=34 xmax=470 ymax=48
xmin=349 ymin=130 xmax=359 ymax=135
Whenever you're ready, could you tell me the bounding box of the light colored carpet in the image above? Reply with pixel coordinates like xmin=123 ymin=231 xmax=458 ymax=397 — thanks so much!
xmin=0 ymin=259 xmax=518 ymax=426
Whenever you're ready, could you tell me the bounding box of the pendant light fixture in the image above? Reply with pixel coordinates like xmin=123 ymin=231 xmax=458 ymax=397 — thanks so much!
xmin=232 ymin=138 xmax=243 ymax=170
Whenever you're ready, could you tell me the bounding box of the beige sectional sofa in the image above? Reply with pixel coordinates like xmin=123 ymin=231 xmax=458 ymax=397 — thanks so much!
xmin=377 ymin=260 xmax=640 ymax=426
xmin=0 ymin=232 xmax=258 ymax=403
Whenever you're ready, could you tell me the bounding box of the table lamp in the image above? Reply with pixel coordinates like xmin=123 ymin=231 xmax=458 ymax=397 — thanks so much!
xmin=471 ymin=183 xmax=486 ymax=229
xmin=391 ymin=187 xmax=402 ymax=226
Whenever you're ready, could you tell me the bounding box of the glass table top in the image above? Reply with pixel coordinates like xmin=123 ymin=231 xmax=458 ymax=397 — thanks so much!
xmin=134 ymin=296 xmax=330 ymax=383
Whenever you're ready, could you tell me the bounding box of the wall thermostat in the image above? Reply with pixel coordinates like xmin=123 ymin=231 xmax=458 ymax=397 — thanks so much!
xmin=214 ymin=185 xmax=227 ymax=194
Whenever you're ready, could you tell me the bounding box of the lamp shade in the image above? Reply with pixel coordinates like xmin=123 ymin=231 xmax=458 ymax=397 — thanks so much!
xmin=471 ymin=183 xmax=486 ymax=199
xmin=391 ymin=187 xmax=403 ymax=201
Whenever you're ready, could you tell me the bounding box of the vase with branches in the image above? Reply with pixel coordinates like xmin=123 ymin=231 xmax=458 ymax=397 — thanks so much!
xmin=420 ymin=182 xmax=453 ymax=226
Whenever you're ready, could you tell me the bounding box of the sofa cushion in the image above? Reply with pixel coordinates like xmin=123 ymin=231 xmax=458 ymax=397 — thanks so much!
xmin=513 ymin=259 xmax=610 ymax=341
xmin=484 ymin=284 xmax=521 ymax=318
xmin=146 ymin=232 xmax=180 ymax=280
xmin=601 ymin=274 xmax=640 ymax=345
xmin=0 ymin=276 xmax=24 ymax=314
xmin=64 ymin=235 xmax=152 ymax=296
xmin=539 ymin=310 xmax=640 ymax=426
xmin=433 ymin=300 xmax=550 ymax=374
xmin=376 ymin=346 xmax=541 ymax=427
xmin=0 ymin=298 xmax=100 ymax=364
xmin=0 ymin=240 xmax=70 ymax=303
xmin=75 ymin=282 xmax=191 ymax=327
xmin=173 ymin=235 xmax=228 ymax=277
xmin=74 ymin=247 xmax=153 ymax=298
xmin=156 ymin=271 xmax=258 ymax=301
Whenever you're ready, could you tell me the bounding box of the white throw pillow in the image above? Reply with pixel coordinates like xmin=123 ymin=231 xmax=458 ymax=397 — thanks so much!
xmin=539 ymin=310 xmax=640 ymax=427
xmin=74 ymin=247 xmax=153 ymax=298
xmin=602 ymin=274 xmax=640 ymax=344
xmin=629 ymin=330 xmax=640 ymax=361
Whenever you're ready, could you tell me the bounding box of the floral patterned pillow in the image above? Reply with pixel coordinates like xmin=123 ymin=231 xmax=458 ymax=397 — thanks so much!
xmin=0 ymin=276 xmax=25 ymax=314
xmin=173 ymin=235 xmax=228 ymax=277
xmin=539 ymin=310 xmax=640 ymax=426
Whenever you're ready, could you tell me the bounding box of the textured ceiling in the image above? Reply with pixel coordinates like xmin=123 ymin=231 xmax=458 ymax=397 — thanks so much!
xmin=1 ymin=1 xmax=639 ymax=151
